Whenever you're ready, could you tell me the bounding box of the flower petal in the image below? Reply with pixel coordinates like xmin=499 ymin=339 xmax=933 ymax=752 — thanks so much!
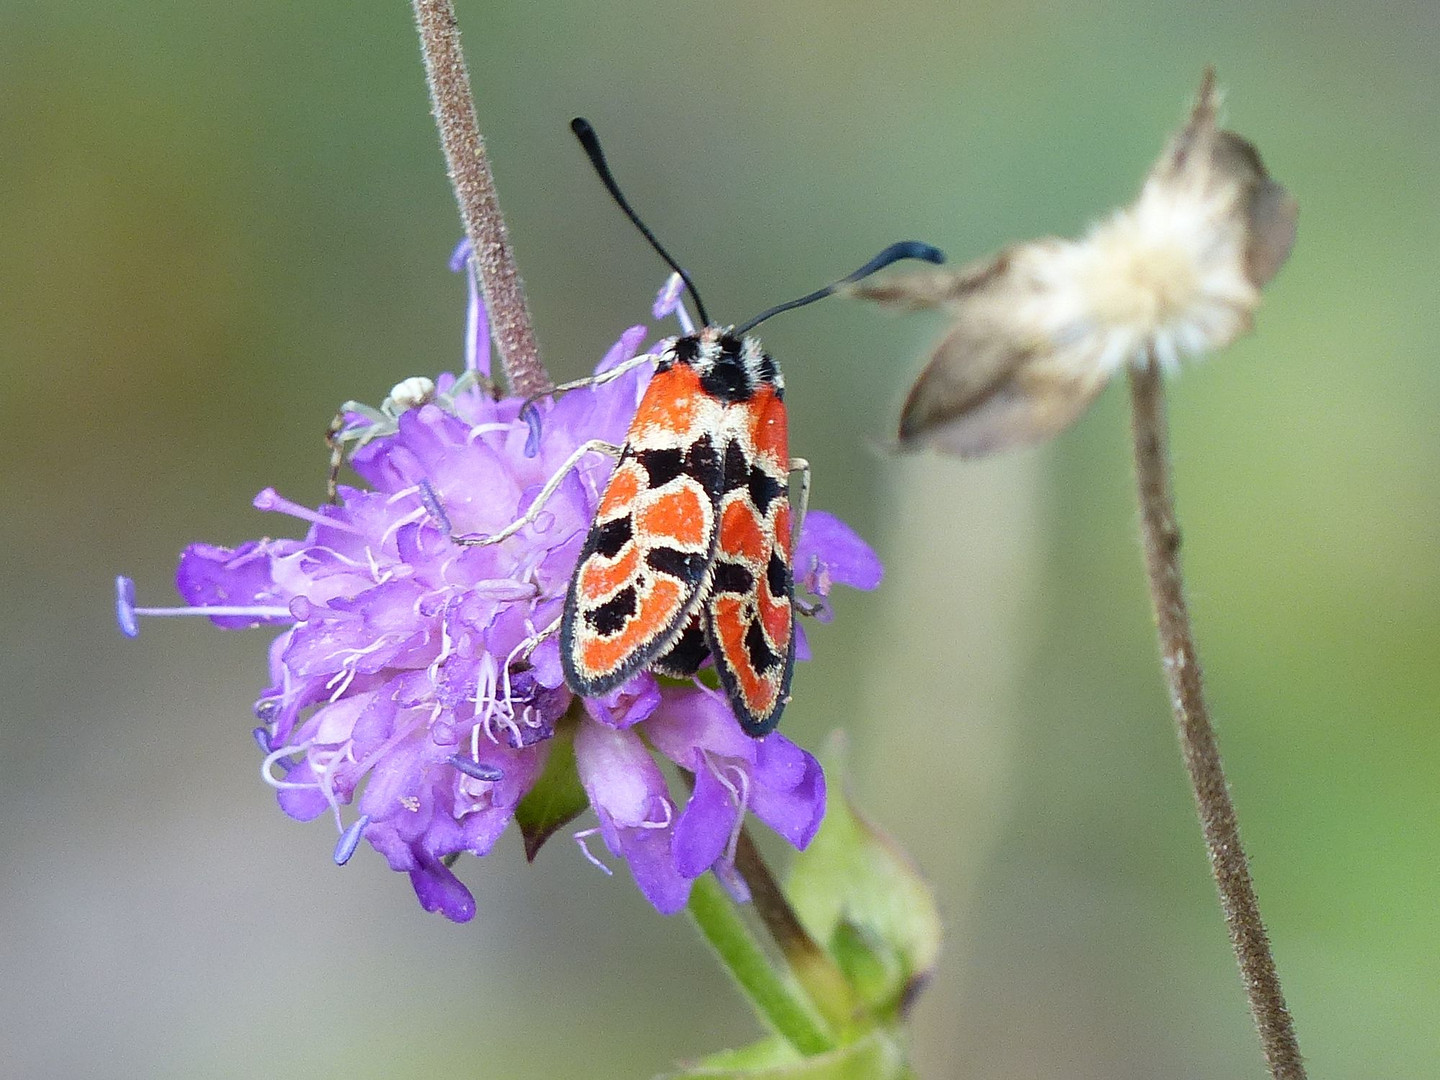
xmin=795 ymin=511 xmax=883 ymax=594
xmin=673 ymin=761 xmax=740 ymax=878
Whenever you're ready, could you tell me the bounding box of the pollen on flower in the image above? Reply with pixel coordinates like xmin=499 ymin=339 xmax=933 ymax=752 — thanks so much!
xmin=117 ymin=248 xmax=884 ymax=922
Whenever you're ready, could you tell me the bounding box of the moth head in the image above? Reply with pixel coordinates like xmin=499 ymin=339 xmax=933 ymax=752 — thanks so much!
xmin=672 ymin=326 xmax=781 ymax=399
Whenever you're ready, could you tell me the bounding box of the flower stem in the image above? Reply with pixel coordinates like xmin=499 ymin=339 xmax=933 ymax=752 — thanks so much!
xmin=733 ymin=827 xmax=862 ymax=1036
xmin=409 ymin=0 xmax=551 ymax=397
xmin=1127 ymin=357 xmax=1306 ymax=1080
xmin=687 ymin=872 xmax=835 ymax=1057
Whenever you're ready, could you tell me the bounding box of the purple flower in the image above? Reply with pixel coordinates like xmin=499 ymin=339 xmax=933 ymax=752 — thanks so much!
xmin=648 ymin=685 xmax=826 ymax=884
xmin=116 ymin=249 xmax=882 ymax=921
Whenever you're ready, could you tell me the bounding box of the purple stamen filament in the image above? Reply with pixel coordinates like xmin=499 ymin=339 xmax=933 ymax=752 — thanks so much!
xmin=115 ymin=574 xmax=293 ymax=638
xmin=134 ymin=605 xmax=292 ymax=619
xmin=521 ymin=404 xmax=543 ymax=458
xmin=253 ymin=488 xmax=363 ymax=534
xmin=416 ymin=479 xmax=453 ymax=535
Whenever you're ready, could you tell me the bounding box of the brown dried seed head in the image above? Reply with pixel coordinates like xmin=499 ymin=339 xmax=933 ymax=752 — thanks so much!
xmin=856 ymin=69 xmax=1296 ymax=457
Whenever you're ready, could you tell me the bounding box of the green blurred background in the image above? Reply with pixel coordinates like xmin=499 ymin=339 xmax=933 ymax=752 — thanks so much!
xmin=3 ymin=0 xmax=1437 ymax=1076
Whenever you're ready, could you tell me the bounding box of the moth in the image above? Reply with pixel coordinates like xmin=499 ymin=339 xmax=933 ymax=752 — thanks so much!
xmin=560 ymin=324 xmax=797 ymax=735
xmin=855 ymin=68 xmax=1297 ymax=456
xmin=552 ymin=120 xmax=944 ymax=735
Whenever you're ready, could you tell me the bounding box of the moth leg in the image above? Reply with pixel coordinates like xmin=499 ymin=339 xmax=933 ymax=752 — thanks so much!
xmin=325 ymin=401 xmax=386 ymax=504
xmin=787 ymin=456 xmax=827 ymax=618
xmin=511 ymin=615 xmax=562 ymax=665
xmin=325 ymin=413 xmax=345 ymax=504
xmin=443 ymin=439 xmax=624 ymax=547
xmin=518 ymin=352 xmax=660 ymax=413
xmin=787 ymin=457 xmax=811 ymax=548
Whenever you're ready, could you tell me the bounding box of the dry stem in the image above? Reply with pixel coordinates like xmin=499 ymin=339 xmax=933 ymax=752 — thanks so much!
xmin=1128 ymin=357 xmax=1306 ymax=1080
xmin=411 ymin=0 xmax=550 ymax=396
xmin=734 ymin=827 xmax=861 ymax=1035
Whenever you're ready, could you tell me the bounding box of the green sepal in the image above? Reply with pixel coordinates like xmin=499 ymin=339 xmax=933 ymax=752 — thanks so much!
xmin=690 ymin=1037 xmax=801 ymax=1072
xmin=828 ymin=918 xmax=905 ymax=1012
xmin=786 ymin=733 xmax=942 ymax=1018
xmin=656 ymin=669 xmax=722 ymax=692
xmin=512 ymin=705 xmax=588 ymax=861
xmin=664 ymin=1031 xmax=907 ymax=1080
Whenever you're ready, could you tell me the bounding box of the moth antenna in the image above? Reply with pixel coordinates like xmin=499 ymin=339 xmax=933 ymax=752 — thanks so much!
xmin=734 ymin=241 xmax=947 ymax=335
xmin=570 ymin=117 xmax=712 ymax=325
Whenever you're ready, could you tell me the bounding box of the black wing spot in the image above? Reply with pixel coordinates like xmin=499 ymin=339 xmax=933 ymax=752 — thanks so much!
xmin=747 ymin=466 xmax=785 ymax=514
xmin=744 ymin=617 xmax=783 ymax=675
xmin=647 ymin=547 xmax=709 ymax=583
xmin=590 ymin=516 xmax=633 ymax=559
xmin=711 ymin=560 xmax=754 ymax=596
xmin=766 ymin=551 xmax=789 ymax=601
xmin=586 ymin=586 xmax=637 ymax=636
xmin=636 ymin=447 xmax=684 ymax=488
xmin=688 ymin=434 xmax=723 ymax=492
xmin=723 ymin=441 xmax=749 ymax=491
xmin=654 ymin=619 xmax=709 ymax=677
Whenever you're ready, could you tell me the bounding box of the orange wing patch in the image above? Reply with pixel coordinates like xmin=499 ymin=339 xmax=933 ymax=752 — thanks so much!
xmin=703 ymin=410 xmax=795 ymax=737
xmin=561 ymin=366 xmax=726 ymax=696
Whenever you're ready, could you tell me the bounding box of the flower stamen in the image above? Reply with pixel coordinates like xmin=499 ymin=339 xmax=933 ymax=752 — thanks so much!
xmin=253 ymin=488 xmax=364 ymax=534
xmin=261 ymin=740 xmax=318 ymax=790
xmin=333 ymin=815 xmax=371 ymax=866
xmin=114 ymin=576 xmax=294 ymax=638
xmin=638 ymin=794 xmax=675 ymax=831
xmin=448 ymin=754 xmax=503 ymax=782
xmin=573 ymin=827 xmax=614 ymax=876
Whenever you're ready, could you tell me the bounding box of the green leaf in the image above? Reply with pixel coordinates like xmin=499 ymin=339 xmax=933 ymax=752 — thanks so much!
xmin=664 ymin=1031 xmax=907 ymax=1080
xmin=786 ymin=733 xmax=942 ymax=1018
xmin=513 ymin=711 xmax=588 ymax=861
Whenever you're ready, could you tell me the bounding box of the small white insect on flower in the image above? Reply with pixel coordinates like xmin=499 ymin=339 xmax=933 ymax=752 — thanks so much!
xmin=325 ymin=369 xmax=494 ymax=500
xmin=856 ymin=68 xmax=1297 ymax=456
xmin=388 ymin=375 xmax=438 ymax=411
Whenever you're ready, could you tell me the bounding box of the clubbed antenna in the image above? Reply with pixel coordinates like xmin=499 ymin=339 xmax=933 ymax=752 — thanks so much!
xmin=734 ymin=241 xmax=947 ymax=335
xmin=570 ymin=117 xmax=711 ymax=325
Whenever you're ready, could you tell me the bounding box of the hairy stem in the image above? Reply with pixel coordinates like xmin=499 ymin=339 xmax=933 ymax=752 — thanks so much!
xmin=1127 ymin=357 xmax=1306 ymax=1080
xmin=687 ymin=873 xmax=835 ymax=1056
xmin=734 ymin=827 xmax=862 ymax=1036
xmin=410 ymin=0 xmax=551 ymax=396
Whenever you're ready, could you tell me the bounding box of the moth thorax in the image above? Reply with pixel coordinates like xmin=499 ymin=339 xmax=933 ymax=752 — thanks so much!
xmin=672 ymin=326 xmax=782 ymax=402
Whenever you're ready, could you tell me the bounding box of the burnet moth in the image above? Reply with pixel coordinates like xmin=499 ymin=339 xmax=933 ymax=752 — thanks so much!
xmin=447 ymin=117 xmax=945 ymax=737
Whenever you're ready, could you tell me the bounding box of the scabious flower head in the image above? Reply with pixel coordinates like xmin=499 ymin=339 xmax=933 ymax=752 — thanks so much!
xmin=118 ymin=251 xmax=882 ymax=921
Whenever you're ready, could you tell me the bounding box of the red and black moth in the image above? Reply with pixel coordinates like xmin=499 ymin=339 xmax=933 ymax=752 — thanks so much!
xmin=435 ymin=118 xmax=943 ymax=736
xmin=561 ymin=324 xmax=799 ymax=735
xmin=558 ymin=119 xmax=943 ymax=736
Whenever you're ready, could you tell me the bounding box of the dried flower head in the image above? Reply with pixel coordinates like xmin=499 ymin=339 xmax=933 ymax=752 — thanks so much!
xmin=856 ymin=69 xmax=1297 ymax=456
xmin=117 ymin=254 xmax=882 ymax=921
